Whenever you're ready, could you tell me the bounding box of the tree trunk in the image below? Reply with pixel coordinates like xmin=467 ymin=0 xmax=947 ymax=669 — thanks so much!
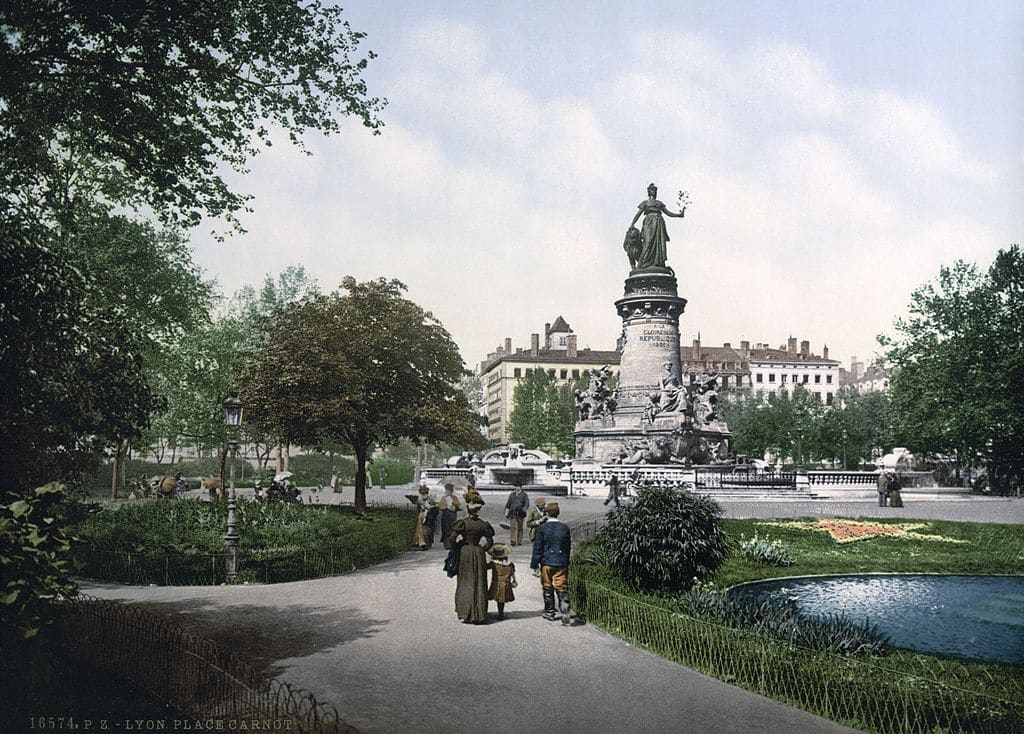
xmin=354 ymin=441 xmax=368 ymax=513
xmin=283 ymin=443 xmax=290 ymax=472
xmin=110 ymin=440 xmax=127 ymax=500
xmin=275 ymin=441 xmax=282 ymax=473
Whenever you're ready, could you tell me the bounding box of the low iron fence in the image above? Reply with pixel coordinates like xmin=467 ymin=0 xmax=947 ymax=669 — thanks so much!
xmin=568 ymin=570 xmax=1022 ymax=734
xmin=566 ymin=517 xmax=1023 ymax=733
xmin=695 ymin=467 xmax=797 ymax=489
xmin=74 ymin=523 xmax=412 ymax=586
xmin=59 ymin=594 xmax=357 ymax=733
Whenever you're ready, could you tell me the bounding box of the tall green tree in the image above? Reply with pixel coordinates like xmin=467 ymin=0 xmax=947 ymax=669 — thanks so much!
xmin=0 ymin=229 xmax=158 ymax=496
xmin=507 ymin=371 xmax=581 ymax=457
xmin=1 ymin=0 xmax=386 ymax=231
xmin=507 ymin=369 xmax=550 ymax=450
xmin=240 ymin=278 xmax=485 ymax=512
xmin=881 ymin=245 xmax=1024 ymax=479
xmin=719 ymin=387 xmax=824 ymax=465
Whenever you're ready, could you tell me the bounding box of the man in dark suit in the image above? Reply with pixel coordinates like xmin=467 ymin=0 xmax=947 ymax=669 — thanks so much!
xmin=530 ymin=502 xmax=573 ymax=624
xmin=504 ymin=486 xmax=530 ymax=545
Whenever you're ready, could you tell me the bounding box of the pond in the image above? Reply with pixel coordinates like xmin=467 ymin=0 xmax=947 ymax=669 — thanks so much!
xmin=728 ymin=574 xmax=1024 ymax=665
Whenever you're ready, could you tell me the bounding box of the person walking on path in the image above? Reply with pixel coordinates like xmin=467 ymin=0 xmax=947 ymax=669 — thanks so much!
xmin=530 ymin=501 xmax=574 ymax=625
xmin=438 ymin=483 xmax=462 ymax=550
xmin=876 ymin=470 xmax=890 ymax=507
xmin=888 ymin=471 xmax=904 ymax=508
xmin=525 ymin=497 xmax=548 ymax=542
xmin=504 ymin=486 xmax=530 ymax=546
xmin=604 ymin=474 xmax=621 ymax=507
xmin=413 ymin=485 xmax=437 ymax=550
xmin=486 ymin=544 xmax=517 ymax=621
xmin=446 ymin=489 xmax=495 ymax=624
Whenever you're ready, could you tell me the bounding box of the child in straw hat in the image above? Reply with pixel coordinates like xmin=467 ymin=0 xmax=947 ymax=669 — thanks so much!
xmin=487 ymin=544 xmax=517 ymax=620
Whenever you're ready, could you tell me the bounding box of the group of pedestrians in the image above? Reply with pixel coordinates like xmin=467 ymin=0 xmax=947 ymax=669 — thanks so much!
xmin=430 ymin=483 xmax=576 ymax=626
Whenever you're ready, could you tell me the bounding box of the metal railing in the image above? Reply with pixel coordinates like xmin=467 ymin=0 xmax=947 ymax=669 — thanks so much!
xmin=74 ymin=522 xmax=412 ymax=586
xmin=566 ymin=517 xmax=1023 ymax=734
xmin=59 ymin=594 xmax=358 ymax=733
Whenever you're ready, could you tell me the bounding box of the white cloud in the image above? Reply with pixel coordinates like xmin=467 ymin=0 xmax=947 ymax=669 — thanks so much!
xmin=857 ymin=90 xmax=997 ymax=184
xmin=403 ymin=18 xmax=488 ymax=71
xmin=190 ymin=16 xmax=1014 ymax=375
xmin=747 ymin=42 xmax=846 ymax=121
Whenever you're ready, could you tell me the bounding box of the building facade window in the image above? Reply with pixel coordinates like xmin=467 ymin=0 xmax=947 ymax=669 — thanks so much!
xmin=802 ymin=374 xmax=809 ymax=384
xmin=756 ymin=373 xmax=763 ymax=383
xmin=826 ymin=375 xmax=833 ymax=384
xmin=560 ymin=369 xmax=568 ymax=379
xmin=768 ymin=374 xmax=776 ymax=383
xmin=513 ymin=368 xmax=521 ymax=378
xmin=814 ymin=374 xmax=821 ymax=384
xmin=826 ymin=392 xmax=834 ymax=405
xmin=572 ymin=369 xmax=580 ymax=378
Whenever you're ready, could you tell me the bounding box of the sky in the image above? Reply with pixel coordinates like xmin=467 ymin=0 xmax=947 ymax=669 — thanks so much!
xmin=191 ymin=0 xmax=1024 ymax=373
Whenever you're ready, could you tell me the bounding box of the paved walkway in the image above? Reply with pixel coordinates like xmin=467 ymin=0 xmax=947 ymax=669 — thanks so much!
xmin=80 ymin=491 xmax=1023 ymax=733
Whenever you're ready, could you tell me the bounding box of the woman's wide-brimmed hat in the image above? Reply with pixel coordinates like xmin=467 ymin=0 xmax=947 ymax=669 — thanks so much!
xmin=489 ymin=543 xmax=510 ymax=559
xmin=465 ymin=488 xmax=484 ymax=509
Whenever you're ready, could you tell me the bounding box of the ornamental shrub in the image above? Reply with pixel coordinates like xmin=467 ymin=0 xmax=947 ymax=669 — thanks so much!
xmin=0 ymin=483 xmax=79 ymax=638
xmin=739 ymin=533 xmax=795 ymax=566
xmin=599 ymin=484 xmax=728 ymax=593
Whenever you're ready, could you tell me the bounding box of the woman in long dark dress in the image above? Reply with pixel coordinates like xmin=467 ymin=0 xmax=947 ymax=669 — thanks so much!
xmin=445 ymin=489 xmax=495 ymax=624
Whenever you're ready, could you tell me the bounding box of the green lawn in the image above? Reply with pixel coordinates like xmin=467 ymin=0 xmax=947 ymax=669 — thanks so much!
xmin=714 ymin=516 xmax=1024 ymax=588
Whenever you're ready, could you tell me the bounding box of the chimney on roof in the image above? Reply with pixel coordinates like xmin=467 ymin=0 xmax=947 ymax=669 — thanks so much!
xmin=692 ymin=336 xmax=701 ymax=359
xmin=723 ymin=342 xmax=731 ymax=349
xmin=504 ymin=337 xmax=512 ymax=354
xmin=788 ymin=337 xmax=798 ymax=355
xmin=740 ymin=340 xmax=750 ymax=357
xmin=530 ymin=333 xmax=539 ymax=356
xmin=823 ymin=345 xmax=829 ymax=360
xmin=567 ymin=334 xmax=577 ymax=359
xmin=800 ymin=340 xmax=810 ymax=356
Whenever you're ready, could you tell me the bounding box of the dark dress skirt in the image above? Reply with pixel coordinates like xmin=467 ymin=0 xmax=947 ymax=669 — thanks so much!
xmin=446 ymin=515 xmax=495 ymax=623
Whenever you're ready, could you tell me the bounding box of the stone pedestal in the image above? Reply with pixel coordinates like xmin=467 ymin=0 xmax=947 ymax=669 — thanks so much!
xmin=573 ymin=267 xmax=730 ymax=466
xmin=613 ymin=268 xmax=687 ymax=417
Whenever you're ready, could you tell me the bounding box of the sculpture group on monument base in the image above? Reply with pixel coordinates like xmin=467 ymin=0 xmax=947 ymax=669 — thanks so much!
xmin=642 ymin=365 xmax=719 ymax=428
xmin=575 ymin=365 xmax=618 ymax=421
xmin=610 ymin=426 xmax=730 ymax=467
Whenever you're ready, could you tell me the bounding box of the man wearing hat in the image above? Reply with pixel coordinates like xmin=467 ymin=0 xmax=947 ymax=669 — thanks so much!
xmin=530 ymin=501 xmax=574 ymax=624
xmin=525 ymin=496 xmax=548 ymax=542
xmin=504 ymin=486 xmax=530 ymax=546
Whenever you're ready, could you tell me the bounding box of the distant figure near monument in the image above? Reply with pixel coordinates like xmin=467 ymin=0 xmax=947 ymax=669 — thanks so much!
xmin=626 ymin=183 xmax=686 ymax=271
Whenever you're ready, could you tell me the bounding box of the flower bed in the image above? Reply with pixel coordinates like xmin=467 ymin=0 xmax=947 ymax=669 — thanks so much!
xmin=757 ymin=518 xmax=967 ymax=544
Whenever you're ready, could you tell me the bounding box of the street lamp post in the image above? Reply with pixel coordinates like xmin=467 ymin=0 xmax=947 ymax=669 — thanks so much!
xmin=223 ymin=394 xmax=243 ymax=584
xmin=796 ymin=414 xmax=805 ymax=469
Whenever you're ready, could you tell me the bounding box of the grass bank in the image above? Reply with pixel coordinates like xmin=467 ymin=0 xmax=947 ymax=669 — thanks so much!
xmin=715 ymin=517 xmax=1024 ymax=587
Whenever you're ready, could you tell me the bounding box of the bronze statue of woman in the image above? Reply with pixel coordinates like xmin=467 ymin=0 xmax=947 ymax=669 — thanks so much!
xmin=627 ymin=183 xmax=685 ymax=270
